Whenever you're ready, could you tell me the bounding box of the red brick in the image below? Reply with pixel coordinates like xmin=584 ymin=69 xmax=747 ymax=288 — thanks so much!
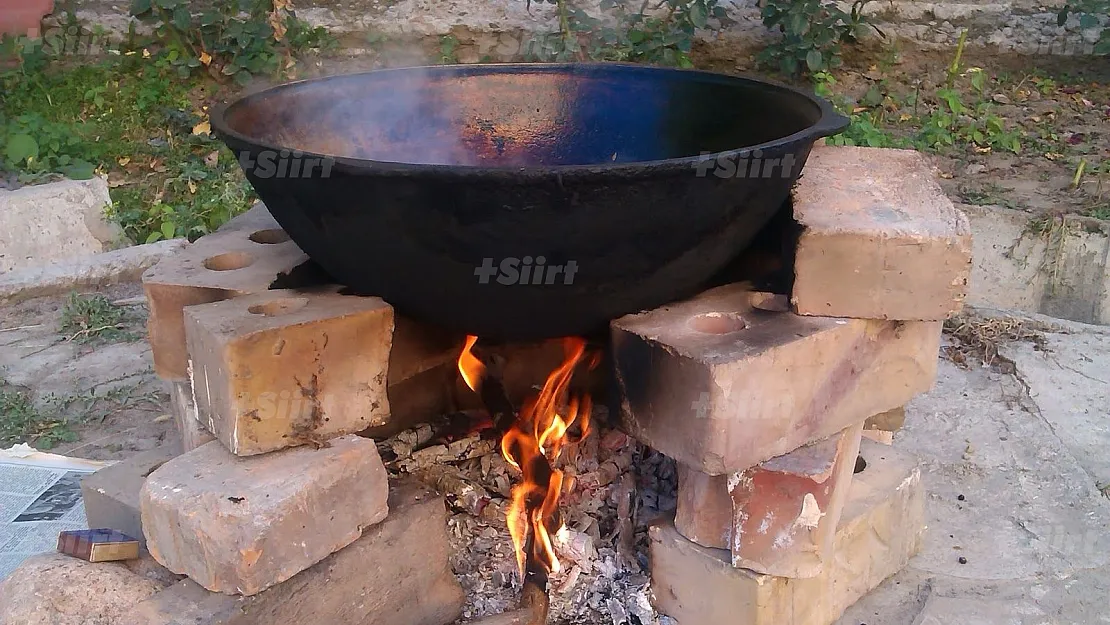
xmin=674 ymin=466 xmax=731 ymax=550
xmin=613 ymin=283 xmax=941 ymax=474
xmin=728 ymin=422 xmax=863 ymax=577
xmin=649 ymin=439 xmax=925 ymax=625
xmin=791 ymin=146 xmax=972 ymax=321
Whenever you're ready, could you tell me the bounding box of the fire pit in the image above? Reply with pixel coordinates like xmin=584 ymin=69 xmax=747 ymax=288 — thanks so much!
xmin=212 ymin=63 xmax=847 ymax=340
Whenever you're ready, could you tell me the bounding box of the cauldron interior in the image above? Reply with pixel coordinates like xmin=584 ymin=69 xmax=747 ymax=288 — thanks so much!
xmin=221 ymin=65 xmax=824 ymax=168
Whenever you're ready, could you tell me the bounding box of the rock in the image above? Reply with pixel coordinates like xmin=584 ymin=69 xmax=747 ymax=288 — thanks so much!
xmin=0 ymin=553 xmax=168 ymax=625
xmin=0 ymin=177 xmax=125 ymax=273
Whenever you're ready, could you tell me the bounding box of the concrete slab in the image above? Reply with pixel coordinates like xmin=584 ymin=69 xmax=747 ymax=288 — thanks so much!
xmin=836 ymin=319 xmax=1110 ymax=624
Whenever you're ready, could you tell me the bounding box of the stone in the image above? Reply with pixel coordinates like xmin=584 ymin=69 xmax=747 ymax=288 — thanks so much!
xmin=81 ymin=444 xmax=181 ymax=549
xmin=791 ymin=146 xmax=972 ymax=321
xmin=142 ymin=204 xmax=309 ymax=380
xmin=123 ymin=481 xmax=466 ymax=625
xmin=0 ymin=552 xmax=169 ymax=625
xmin=728 ymin=422 xmax=864 ymax=577
xmin=649 ymin=439 xmax=925 ymax=625
xmin=613 ymin=282 xmax=941 ymax=474
xmin=167 ymin=380 xmax=215 ymax=452
xmin=184 ymin=289 xmax=393 ymax=455
xmin=0 ymin=238 xmax=187 ymax=306
xmin=0 ymin=177 xmax=124 ymax=273
xmin=140 ymin=435 xmax=389 ymax=596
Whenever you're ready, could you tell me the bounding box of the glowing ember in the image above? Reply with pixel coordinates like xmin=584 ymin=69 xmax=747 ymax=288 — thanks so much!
xmin=457 ymin=336 xmax=597 ymax=582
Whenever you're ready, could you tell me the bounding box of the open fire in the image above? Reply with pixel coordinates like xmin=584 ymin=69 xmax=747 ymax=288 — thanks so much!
xmin=457 ymin=336 xmax=600 ymax=625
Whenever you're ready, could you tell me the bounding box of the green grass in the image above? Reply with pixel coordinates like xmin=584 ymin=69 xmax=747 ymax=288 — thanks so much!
xmin=0 ymin=386 xmax=79 ymax=450
xmin=0 ymin=52 xmax=255 ymax=243
xmin=59 ymin=292 xmax=137 ymax=344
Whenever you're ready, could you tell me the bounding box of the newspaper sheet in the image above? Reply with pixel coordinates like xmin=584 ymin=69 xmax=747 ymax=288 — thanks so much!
xmin=0 ymin=444 xmax=107 ymax=580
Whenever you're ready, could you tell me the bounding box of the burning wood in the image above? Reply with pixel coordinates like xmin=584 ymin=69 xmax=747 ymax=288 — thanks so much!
xmin=379 ymin=338 xmax=669 ymax=624
xmin=457 ymin=336 xmax=598 ymax=625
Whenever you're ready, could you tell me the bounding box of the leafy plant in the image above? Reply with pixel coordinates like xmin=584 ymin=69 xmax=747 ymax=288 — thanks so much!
xmin=758 ymin=0 xmax=881 ymax=75
xmin=1 ymin=113 xmax=97 ymax=181
xmin=1057 ymin=0 xmax=1110 ymax=54
xmin=0 ymin=386 xmax=79 ymax=450
xmin=523 ymin=0 xmax=729 ymax=67
xmin=59 ymin=292 xmax=135 ymax=344
xmin=128 ymin=0 xmax=333 ymax=83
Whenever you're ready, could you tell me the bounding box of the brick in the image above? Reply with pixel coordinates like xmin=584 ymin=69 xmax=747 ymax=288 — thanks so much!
xmin=791 ymin=146 xmax=972 ymax=321
xmin=649 ymin=439 xmax=925 ymax=625
xmin=613 ymin=283 xmax=941 ymax=474
xmin=673 ymin=423 xmax=864 ymax=575
xmin=124 ymin=481 xmax=465 ymax=625
xmin=674 ymin=465 xmax=732 ymax=550
xmin=168 ymin=380 xmax=216 ymax=452
xmin=81 ymin=444 xmax=181 ymax=550
xmin=728 ymin=422 xmax=863 ymax=577
xmin=184 ymin=289 xmax=393 ymax=455
xmin=140 ymin=435 xmax=389 ymax=596
xmin=142 ymin=204 xmax=309 ymax=380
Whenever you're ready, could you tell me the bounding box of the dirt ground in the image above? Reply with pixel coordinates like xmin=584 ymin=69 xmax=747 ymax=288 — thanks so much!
xmin=834 ymin=49 xmax=1110 ymax=219
xmin=0 ymin=283 xmax=173 ymax=461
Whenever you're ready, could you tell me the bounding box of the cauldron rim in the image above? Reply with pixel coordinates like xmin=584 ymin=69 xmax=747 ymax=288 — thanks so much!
xmin=210 ymin=62 xmax=848 ymax=178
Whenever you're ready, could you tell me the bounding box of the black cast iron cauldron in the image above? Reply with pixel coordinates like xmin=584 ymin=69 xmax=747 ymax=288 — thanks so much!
xmin=212 ymin=63 xmax=848 ymax=340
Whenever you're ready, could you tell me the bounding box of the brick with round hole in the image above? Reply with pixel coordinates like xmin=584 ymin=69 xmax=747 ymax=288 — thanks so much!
xmin=142 ymin=204 xmax=310 ymax=380
xmin=611 ymin=282 xmax=941 ymax=475
xmin=183 ymin=289 xmax=394 ymax=456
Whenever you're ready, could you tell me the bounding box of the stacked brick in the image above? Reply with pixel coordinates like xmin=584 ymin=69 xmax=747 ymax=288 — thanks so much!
xmin=613 ymin=146 xmax=971 ymax=625
xmin=81 ymin=205 xmax=466 ymax=624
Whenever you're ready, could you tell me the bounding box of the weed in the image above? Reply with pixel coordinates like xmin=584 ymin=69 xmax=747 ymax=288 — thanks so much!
xmin=523 ymin=0 xmax=728 ymax=67
xmin=0 ymin=386 xmax=79 ymax=449
xmin=439 ymin=34 xmax=460 ymax=64
xmin=758 ymin=0 xmax=881 ymax=75
xmin=958 ymin=183 xmax=1020 ymax=209
xmin=59 ymin=293 xmax=136 ymax=344
xmin=129 ymin=0 xmax=334 ymax=84
xmin=1 ymin=50 xmax=256 ymax=242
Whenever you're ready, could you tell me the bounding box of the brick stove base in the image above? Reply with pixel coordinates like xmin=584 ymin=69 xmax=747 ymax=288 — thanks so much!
xmin=65 ymin=146 xmax=972 ymax=624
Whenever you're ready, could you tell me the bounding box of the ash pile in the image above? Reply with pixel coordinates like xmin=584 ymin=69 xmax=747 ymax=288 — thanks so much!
xmin=378 ymin=409 xmax=677 ymax=625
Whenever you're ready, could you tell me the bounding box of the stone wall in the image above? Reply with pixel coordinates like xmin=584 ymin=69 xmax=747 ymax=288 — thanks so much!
xmin=72 ymin=0 xmax=1106 ymax=62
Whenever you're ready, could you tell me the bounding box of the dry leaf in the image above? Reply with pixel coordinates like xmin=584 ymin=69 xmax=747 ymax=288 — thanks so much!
xmin=899 ymin=113 xmax=912 ymax=122
xmin=199 ymin=51 xmax=212 ymax=66
xmin=142 ymin=48 xmax=151 ymax=58
xmin=204 ymin=151 xmax=219 ymax=167
xmin=269 ymin=11 xmax=288 ymax=41
xmin=974 ymin=146 xmax=992 ymax=154
xmin=192 ymin=120 xmax=211 ymax=136
xmin=188 ymin=180 xmax=197 ymax=194
xmin=117 ymin=156 xmax=130 ymax=166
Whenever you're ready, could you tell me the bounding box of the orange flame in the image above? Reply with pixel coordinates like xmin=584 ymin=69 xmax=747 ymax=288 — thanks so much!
xmin=458 ymin=335 xmax=486 ymax=393
xmin=459 ymin=336 xmax=597 ymax=581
